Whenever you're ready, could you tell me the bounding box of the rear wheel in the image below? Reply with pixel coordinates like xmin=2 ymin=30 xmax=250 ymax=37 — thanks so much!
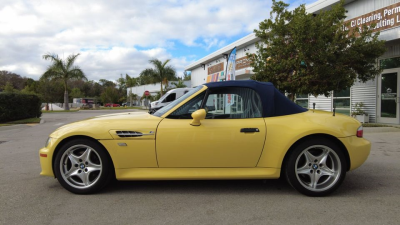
xmin=54 ymin=138 xmax=113 ymax=194
xmin=284 ymin=138 xmax=347 ymax=196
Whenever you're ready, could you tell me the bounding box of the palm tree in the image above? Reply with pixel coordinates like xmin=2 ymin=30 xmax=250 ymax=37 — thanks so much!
xmin=126 ymin=74 xmax=139 ymax=106
xmin=42 ymin=53 xmax=87 ymax=110
xmin=139 ymin=59 xmax=176 ymax=96
xmin=171 ymin=79 xmax=187 ymax=88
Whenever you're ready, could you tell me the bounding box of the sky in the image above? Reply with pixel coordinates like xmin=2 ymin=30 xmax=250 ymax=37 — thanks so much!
xmin=0 ymin=0 xmax=317 ymax=82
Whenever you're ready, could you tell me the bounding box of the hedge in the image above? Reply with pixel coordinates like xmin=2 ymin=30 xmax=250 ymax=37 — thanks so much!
xmin=0 ymin=93 xmax=42 ymax=123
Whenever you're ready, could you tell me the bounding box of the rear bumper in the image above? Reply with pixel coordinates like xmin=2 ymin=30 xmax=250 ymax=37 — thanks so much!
xmin=339 ymin=136 xmax=371 ymax=171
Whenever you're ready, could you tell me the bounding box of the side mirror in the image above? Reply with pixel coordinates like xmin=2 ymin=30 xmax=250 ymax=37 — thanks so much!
xmin=190 ymin=109 xmax=206 ymax=126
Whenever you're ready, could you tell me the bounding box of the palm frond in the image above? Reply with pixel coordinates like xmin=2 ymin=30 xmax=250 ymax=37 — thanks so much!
xmin=42 ymin=53 xmax=59 ymax=61
xmin=66 ymin=53 xmax=80 ymax=70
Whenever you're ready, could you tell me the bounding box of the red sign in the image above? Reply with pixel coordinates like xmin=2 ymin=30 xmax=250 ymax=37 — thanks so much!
xmin=144 ymin=90 xmax=150 ymax=96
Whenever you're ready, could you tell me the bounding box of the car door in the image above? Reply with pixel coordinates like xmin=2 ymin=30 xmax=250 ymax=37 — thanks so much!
xmin=156 ymin=87 xmax=266 ymax=168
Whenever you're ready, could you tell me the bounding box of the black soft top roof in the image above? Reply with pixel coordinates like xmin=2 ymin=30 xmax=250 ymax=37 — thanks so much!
xmin=204 ymin=80 xmax=306 ymax=117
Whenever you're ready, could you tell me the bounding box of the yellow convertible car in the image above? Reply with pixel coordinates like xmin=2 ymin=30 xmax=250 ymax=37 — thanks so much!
xmin=39 ymin=80 xmax=370 ymax=196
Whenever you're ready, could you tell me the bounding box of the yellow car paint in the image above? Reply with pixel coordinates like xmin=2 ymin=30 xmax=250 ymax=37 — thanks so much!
xmin=257 ymin=110 xmax=366 ymax=169
xmin=115 ymin=168 xmax=281 ymax=180
xmin=39 ymin=112 xmax=163 ymax=177
xmin=99 ymin=139 xmax=158 ymax=168
xmin=156 ymin=117 xmax=266 ymax=167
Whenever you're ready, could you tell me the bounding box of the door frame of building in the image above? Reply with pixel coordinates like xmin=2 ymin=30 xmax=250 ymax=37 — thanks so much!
xmin=377 ymin=68 xmax=400 ymax=124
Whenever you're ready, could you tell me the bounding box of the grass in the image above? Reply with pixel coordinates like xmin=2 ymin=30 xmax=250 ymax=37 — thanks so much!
xmin=98 ymin=106 xmax=145 ymax=110
xmin=0 ymin=118 xmax=41 ymax=126
xmin=363 ymin=123 xmax=399 ymax=128
xmin=42 ymin=110 xmax=79 ymax=113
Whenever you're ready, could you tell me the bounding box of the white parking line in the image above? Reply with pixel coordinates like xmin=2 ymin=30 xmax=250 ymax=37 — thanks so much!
xmin=54 ymin=123 xmax=65 ymax=126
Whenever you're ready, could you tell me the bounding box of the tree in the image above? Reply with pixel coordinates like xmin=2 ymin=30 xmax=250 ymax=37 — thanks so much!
xmin=139 ymin=59 xmax=177 ymax=96
xmin=100 ymin=86 xmax=119 ymax=104
xmin=183 ymin=71 xmax=191 ymax=81
xmin=126 ymin=74 xmax=139 ymax=106
xmin=70 ymin=87 xmax=83 ymax=99
xmin=249 ymin=0 xmax=386 ymax=99
xmin=171 ymin=80 xmax=187 ymax=88
xmin=41 ymin=53 xmax=87 ymax=110
xmin=0 ymin=71 xmax=27 ymax=91
xmin=4 ymin=81 xmax=16 ymax=93
xmin=38 ymin=78 xmax=65 ymax=104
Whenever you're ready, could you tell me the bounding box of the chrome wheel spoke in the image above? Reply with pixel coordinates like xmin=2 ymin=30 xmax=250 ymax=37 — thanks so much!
xmin=318 ymin=149 xmax=330 ymax=166
xmin=68 ymin=153 xmax=80 ymax=165
xmin=303 ymin=151 xmax=315 ymax=164
xmin=320 ymin=167 xmax=335 ymax=177
xmin=297 ymin=165 xmax=311 ymax=175
xmin=310 ymin=172 xmax=322 ymax=189
xmin=65 ymin=167 xmax=79 ymax=179
xmin=80 ymin=148 xmax=92 ymax=163
xmin=78 ymin=171 xmax=90 ymax=186
xmin=87 ymin=164 xmax=101 ymax=173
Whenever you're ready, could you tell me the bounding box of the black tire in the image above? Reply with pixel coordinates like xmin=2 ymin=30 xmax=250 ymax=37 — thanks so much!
xmin=284 ymin=138 xmax=347 ymax=197
xmin=54 ymin=138 xmax=113 ymax=194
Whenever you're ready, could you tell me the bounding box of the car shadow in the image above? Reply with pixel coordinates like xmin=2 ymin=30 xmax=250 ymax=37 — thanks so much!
xmin=100 ymin=170 xmax=377 ymax=197
xmin=103 ymin=178 xmax=296 ymax=196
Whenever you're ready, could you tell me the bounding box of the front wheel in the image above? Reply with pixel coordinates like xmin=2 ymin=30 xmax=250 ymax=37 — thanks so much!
xmin=284 ymin=138 xmax=347 ymax=197
xmin=54 ymin=138 xmax=113 ymax=194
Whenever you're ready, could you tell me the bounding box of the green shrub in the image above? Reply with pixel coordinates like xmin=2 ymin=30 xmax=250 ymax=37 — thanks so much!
xmin=0 ymin=93 xmax=42 ymax=123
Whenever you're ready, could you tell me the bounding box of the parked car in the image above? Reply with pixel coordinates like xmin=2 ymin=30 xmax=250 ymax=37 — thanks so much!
xmin=39 ymin=80 xmax=370 ymax=196
xmin=149 ymin=88 xmax=192 ymax=113
xmin=122 ymin=102 xmax=135 ymax=107
xmin=104 ymin=103 xmax=120 ymax=107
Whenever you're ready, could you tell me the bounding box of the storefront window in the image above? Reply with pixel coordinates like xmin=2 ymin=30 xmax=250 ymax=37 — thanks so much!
xmin=380 ymin=57 xmax=400 ymax=70
xmin=333 ymin=88 xmax=350 ymax=116
xmin=295 ymin=94 xmax=308 ymax=108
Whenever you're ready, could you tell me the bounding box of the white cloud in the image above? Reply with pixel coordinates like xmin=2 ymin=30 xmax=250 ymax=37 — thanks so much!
xmin=0 ymin=0 xmax=315 ymax=81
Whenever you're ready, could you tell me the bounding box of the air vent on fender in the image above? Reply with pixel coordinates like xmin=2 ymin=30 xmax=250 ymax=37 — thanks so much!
xmin=116 ymin=131 xmax=143 ymax=137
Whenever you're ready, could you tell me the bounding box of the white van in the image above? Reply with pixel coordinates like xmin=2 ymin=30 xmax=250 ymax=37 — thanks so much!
xmin=149 ymin=88 xmax=192 ymax=113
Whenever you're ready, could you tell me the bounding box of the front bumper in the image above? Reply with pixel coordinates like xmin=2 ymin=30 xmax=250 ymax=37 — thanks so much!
xmin=339 ymin=136 xmax=371 ymax=171
xmin=39 ymin=147 xmax=55 ymax=177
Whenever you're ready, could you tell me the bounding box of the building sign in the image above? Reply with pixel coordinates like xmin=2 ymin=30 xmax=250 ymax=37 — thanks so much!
xmin=206 ymin=72 xmax=225 ymax=83
xmin=208 ymin=62 xmax=224 ymax=75
xmin=235 ymin=56 xmax=252 ymax=70
xmin=344 ymin=2 xmax=400 ymax=34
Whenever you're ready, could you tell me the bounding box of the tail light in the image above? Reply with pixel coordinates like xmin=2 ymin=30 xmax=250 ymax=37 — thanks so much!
xmin=356 ymin=126 xmax=363 ymax=138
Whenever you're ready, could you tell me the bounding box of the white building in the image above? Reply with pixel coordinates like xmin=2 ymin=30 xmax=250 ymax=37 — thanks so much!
xmin=185 ymin=0 xmax=400 ymax=125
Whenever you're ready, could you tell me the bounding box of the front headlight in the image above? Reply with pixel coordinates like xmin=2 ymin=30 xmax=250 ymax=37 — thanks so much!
xmin=45 ymin=137 xmax=51 ymax=147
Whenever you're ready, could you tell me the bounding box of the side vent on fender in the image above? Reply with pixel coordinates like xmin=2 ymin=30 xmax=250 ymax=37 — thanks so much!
xmin=116 ymin=131 xmax=155 ymax=137
xmin=116 ymin=131 xmax=143 ymax=137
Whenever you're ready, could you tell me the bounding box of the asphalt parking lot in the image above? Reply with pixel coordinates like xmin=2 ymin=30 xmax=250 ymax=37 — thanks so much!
xmin=0 ymin=110 xmax=399 ymax=225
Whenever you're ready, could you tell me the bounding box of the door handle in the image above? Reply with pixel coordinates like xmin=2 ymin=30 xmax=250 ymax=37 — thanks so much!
xmin=240 ymin=128 xmax=259 ymax=133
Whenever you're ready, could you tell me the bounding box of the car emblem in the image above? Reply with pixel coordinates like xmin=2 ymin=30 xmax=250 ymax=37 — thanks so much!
xmin=80 ymin=164 xmax=85 ymax=169
xmin=312 ymin=164 xmax=318 ymax=170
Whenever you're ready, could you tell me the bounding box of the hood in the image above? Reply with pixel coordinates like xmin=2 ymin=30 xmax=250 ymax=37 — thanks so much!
xmin=50 ymin=112 xmax=163 ymax=140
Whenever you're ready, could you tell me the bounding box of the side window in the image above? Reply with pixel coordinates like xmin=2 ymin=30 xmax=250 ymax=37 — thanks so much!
xmin=167 ymin=92 xmax=206 ymax=119
xmin=163 ymin=93 xmax=176 ymax=103
xmin=205 ymin=87 xmax=262 ymax=119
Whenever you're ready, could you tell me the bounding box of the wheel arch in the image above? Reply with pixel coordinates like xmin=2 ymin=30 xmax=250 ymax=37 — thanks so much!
xmin=281 ymin=134 xmax=351 ymax=177
xmin=52 ymin=135 xmax=116 ymax=178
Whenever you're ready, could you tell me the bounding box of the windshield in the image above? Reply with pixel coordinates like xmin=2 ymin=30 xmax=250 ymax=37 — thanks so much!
xmin=153 ymin=85 xmax=204 ymax=117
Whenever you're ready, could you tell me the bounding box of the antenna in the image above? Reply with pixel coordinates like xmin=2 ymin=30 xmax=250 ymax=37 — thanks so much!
xmin=313 ymin=103 xmax=315 ymax=113
xmin=333 ymin=106 xmax=336 ymax=116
